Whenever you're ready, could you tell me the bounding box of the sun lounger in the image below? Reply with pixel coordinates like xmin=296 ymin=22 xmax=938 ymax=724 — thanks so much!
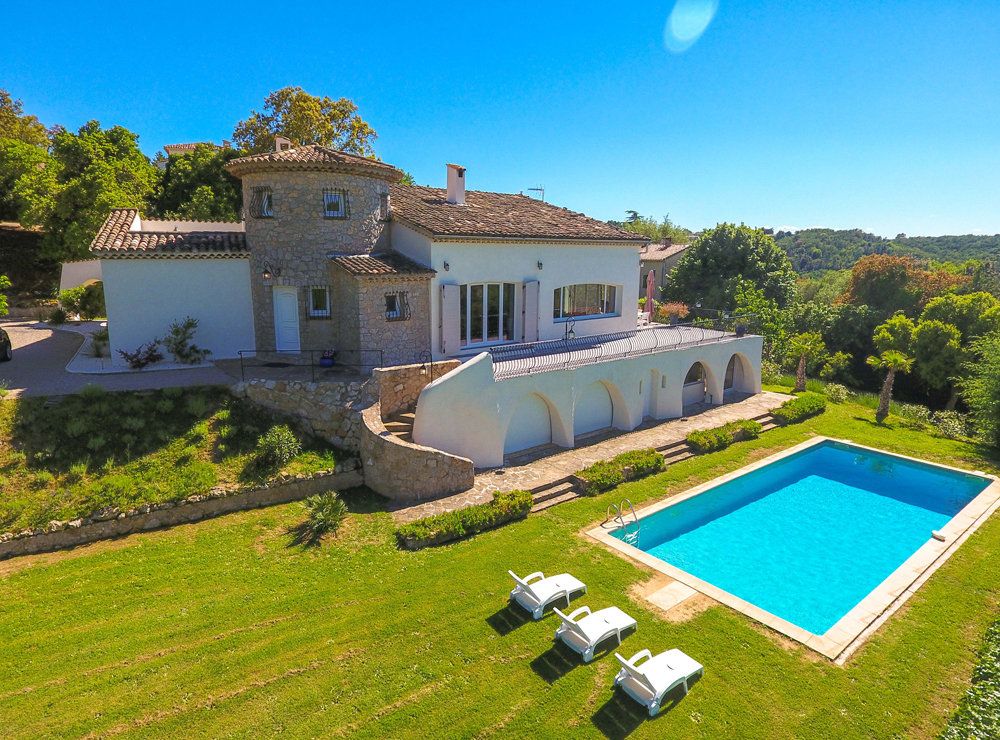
xmin=614 ymin=648 xmax=704 ymax=717
xmin=553 ymin=605 xmax=636 ymax=662
xmin=508 ymin=570 xmax=586 ymax=619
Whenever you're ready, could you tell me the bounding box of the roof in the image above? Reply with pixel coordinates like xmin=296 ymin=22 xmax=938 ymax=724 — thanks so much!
xmin=331 ymin=251 xmax=436 ymax=277
xmin=639 ymin=241 xmax=690 ymax=261
xmin=163 ymin=142 xmax=214 ymax=155
xmin=225 ymin=144 xmax=403 ymax=182
xmin=89 ymin=209 xmax=248 ymax=258
xmin=388 ymin=185 xmax=647 ymax=243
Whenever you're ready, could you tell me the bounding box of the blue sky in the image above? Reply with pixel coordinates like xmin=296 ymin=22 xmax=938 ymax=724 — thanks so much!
xmin=3 ymin=0 xmax=999 ymax=236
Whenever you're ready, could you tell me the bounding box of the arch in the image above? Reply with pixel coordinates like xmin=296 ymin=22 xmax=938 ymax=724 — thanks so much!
xmin=574 ymin=380 xmax=614 ymax=437
xmin=682 ymin=361 xmax=709 ymax=408
xmin=724 ymin=352 xmax=756 ymax=399
xmin=504 ymin=393 xmax=554 ymax=455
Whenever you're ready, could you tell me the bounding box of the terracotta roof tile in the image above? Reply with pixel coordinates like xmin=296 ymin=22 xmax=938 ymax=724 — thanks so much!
xmin=639 ymin=241 xmax=690 ymax=261
xmin=331 ymin=251 xmax=435 ymax=277
xmin=89 ymin=209 xmax=247 ymax=257
xmin=389 ymin=185 xmax=647 ymax=243
xmin=226 ymin=144 xmax=403 ymax=181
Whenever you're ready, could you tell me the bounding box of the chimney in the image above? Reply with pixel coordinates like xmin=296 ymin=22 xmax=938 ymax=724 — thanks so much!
xmin=446 ymin=163 xmax=466 ymax=205
xmin=274 ymin=136 xmax=292 ymax=153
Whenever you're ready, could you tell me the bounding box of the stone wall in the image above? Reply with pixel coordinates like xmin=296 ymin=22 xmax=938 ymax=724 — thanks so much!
xmin=0 ymin=468 xmax=363 ymax=560
xmin=356 ymin=275 xmax=433 ymax=368
xmin=359 ymin=404 xmax=475 ymax=500
xmin=373 ymin=360 xmax=461 ymax=418
xmin=237 ymin=379 xmax=372 ymax=452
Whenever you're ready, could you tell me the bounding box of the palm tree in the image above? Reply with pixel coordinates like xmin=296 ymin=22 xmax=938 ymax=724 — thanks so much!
xmin=788 ymin=332 xmax=826 ymax=392
xmin=866 ymin=350 xmax=914 ymax=423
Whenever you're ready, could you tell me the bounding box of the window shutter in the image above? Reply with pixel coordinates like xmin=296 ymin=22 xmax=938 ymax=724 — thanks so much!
xmin=522 ymin=281 xmax=539 ymax=342
xmin=440 ymin=284 xmax=461 ymax=355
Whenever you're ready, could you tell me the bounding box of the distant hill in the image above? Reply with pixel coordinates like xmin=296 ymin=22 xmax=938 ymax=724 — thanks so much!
xmin=775 ymin=228 xmax=1000 ymax=272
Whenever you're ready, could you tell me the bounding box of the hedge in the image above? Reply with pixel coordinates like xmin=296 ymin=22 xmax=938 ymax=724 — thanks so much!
xmin=941 ymin=619 xmax=1000 ymax=739
xmin=772 ymin=392 xmax=827 ymax=425
xmin=395 ymin=490 xmax=532 ymax=550
xmin=686 ymin=419 xmax=763 ymax=454
xmin=575 ymin=448 xmax=664 ymax=496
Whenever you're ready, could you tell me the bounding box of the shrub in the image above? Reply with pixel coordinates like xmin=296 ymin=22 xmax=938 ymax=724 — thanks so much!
xmin=772 ymin=392 xmax=827 ymax=425
xmin=760 ymin=358 xmax=783 ymax=385
xmin=941 ymin=619 xmax=1000 ymax=740
xmin=576 ymin=448 xmax=664 ymax=496
xmin=118 ymin=341 xmax=163 ymax=370
xmin=687 ymin=419 xmax=763 ymax=454
xmin=302 ymin=491 xmax=348 ymax=539
xmin=47 ymin=306 xmax=67 ymax=324
xmin=161 ymin=316 xmax=211 ymax=364
xmin=931 ymin=410 xmax=969 ymax=440
xmin=79 ymin=282 xmax=105 ymax=319
xmin=824 ymin=383 xmax=850 ymax=403
xmin=91 ymin=327 xmax=110 ymax=358
xmin=251 ymin=424 xmax=302 ymax=474
xmin=395 ymin=490 xmax=532 ymax=549
xmin=896 ymin=402 xmax=931 ymax=423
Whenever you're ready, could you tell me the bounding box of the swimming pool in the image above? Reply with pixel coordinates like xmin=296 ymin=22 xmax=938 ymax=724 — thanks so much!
xmin=591 ymin=437 xmax=999 ymax=658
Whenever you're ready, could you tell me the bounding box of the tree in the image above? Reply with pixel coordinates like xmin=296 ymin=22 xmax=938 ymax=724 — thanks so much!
xmin=788 ymin=332 xmax=826 ymax=392
xmin=733 ymin=278 xmax=791 ymax=362
xmin=153 ymin=144 xmax=242 ymax=221
xmin=0 ymin=90 xmax=47 ymax=146
xmin=621 ymin=212 xmax=691 ymax=243
xmin=873 ymin=313 xmax=916 ymax=354
xmin=866 ymin=350 xmax=914 ymax=424
xmin=0 ymin=275 xmax=10 ymax=316
xmin=962 ymin=332 xmax=1000 ymax=448
xmin=667 ymin=223 xmax=797 ymax=310
xmin=920 ymin=292 xmax=1000 ymax=342
xmin=911 ymin=320 xmax=963 ymax=408
xmin=839 ymin=254 xmax=967 ymax=317
xmin=232 ymin=87 xmax=377 ymax=156
xmin=16 ymin=121 xmax=158 ymax=261
xmin=0 ymin=138 xmax=52 ymax=220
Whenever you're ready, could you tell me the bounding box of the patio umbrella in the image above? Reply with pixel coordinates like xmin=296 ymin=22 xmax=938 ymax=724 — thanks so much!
xmin=645 ymin=269 xmax=656 ymax=319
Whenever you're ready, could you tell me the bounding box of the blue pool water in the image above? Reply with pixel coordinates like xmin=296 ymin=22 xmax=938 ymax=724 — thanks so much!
xmin=613 ymin=440 xmax=991 ymax=634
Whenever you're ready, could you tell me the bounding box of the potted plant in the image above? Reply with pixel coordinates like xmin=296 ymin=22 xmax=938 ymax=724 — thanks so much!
xmin=319 ymin=349 xmax=336 ymax=368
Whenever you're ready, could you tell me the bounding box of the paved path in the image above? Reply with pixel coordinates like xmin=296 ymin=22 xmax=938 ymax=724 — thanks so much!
xmin=390 ymin=391 xmax=791 ymax=522
xmin=0 ymin=321 xmax=233 ymax=398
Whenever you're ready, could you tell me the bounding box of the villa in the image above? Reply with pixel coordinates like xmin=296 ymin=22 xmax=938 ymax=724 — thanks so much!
xmin=67 ymin=141 xmax=763 ymax=466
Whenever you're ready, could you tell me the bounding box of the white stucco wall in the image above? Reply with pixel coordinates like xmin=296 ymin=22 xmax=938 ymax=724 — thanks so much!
xmin=101 ymin=258 xmax=256 ymax=366
xmin=390 ymin=223 xmax=641 ymax=360
xmin=413 ymin=335 xmax=763 ymax=467
xmin=59 ymin=260 xmax=103 ymax=291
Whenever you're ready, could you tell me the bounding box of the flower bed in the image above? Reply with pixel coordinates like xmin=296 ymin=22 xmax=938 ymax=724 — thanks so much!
xmin=395 ymin=490 xmax=533 ymax=550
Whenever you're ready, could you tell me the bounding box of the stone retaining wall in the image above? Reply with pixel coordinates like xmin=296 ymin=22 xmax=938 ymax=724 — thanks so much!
xmin=373 ymin=360 xmax=461 ymax=418
xmin=0 ymin=468 xmax=363 ymax=560
xmin=236 ymin=379 xmax=372 ymax=451
xmin=360 ymin=404 xmax=474 ymax=500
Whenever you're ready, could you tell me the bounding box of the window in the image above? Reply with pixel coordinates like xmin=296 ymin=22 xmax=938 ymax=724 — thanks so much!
xmin=552 ymin=284 xmax=619 ymax=321
xmin=385 ymin=291 xmax=410 ymax=321
xmin=379 ymin=192 xmax=390 ymax=220
xmin=308 ymin=286 xmax=330 ymax=317
xmin=250 ymin=186 xmax=273 ymax=218
xmin=323 ymin=188 xmax=350 ymax=219
xmin=458 ymin=282 xmax=517 ymax=347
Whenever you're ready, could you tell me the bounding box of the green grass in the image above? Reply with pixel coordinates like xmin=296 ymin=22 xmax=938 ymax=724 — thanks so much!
xmin=0 ymin=399 xmax=998 ymax=737
xmin=0 ymin=387 xmax=341 ymax=531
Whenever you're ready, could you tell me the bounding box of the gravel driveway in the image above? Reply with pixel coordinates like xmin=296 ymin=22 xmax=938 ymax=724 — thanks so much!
xmin=0 ymin=321 xmax=236 ymax=398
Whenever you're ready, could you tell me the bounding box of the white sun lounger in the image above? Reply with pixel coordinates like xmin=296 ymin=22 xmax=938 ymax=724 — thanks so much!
xmin=508 ymin=570 xmax=587 ymax=619
xmin=553 ymin=605 xmax=637 ymax=662
xmin=614 ymin=648 xmax=704 ymax=717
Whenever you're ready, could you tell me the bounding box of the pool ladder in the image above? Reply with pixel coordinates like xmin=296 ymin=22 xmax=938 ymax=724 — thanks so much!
xmin=607 ymin=498 xmax=640 ymax=546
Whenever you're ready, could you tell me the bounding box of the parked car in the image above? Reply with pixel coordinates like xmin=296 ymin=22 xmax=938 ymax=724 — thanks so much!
xmin=0 ymin=328 xmax=12 ymax=361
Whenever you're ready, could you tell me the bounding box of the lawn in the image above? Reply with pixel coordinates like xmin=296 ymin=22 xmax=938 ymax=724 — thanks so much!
xmin=0 ymin=395 xmax=998 ymax=737
xmin=0 ymin=386 xmax=341 ymax=532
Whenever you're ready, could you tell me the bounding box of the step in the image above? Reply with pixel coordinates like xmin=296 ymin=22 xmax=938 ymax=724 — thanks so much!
xmin=531 ymin=489 xmax=581 ymax=513
xmin=528 ymin=475 xmax=575 ymax=495
xmin=383 ymin=421 xmax=413 ymax=433
xmin=531 ymin=481 xmax=578 ymax=505
xmin=397 ymin=412 xmax=416 ymax=421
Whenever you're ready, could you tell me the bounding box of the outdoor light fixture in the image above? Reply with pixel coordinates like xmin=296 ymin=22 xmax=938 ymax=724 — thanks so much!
xmin=564 ymin=319 xmax=576 ymax=341
xmin=537 ymin=261 xmax=543 ymax=270
xmin=443 ymin=261 xmax=450 ymax=271
xmin=262 ymin=261 xmax=281 ymax=280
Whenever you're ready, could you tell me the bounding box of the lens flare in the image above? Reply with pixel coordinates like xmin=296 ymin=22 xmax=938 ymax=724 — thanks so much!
xmin=663 ymin=0 xmax=720 ymax=53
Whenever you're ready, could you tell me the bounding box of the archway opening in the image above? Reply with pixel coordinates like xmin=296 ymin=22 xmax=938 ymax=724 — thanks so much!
xmin=683 ymin=361 xmax=708 ymax=409
xmin=724 ymin=353 xmax=754 ymax=400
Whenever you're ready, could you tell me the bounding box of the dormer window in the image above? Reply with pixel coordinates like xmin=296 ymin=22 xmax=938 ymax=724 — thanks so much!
xmin=250 ymin=186 xmax=273 ymax=218
xmin=323 ymin=189 xmax=350 ymax=219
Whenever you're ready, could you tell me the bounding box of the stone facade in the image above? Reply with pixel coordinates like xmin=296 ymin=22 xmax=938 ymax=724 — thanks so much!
xmin=355 ymin=274 xmax=433 ymax=368
xmin=372 ymin=360 xmax=461 ymax=418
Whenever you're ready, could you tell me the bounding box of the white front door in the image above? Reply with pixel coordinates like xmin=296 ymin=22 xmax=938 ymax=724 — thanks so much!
xmin=272 ymin=287 xmax=300 ymax=352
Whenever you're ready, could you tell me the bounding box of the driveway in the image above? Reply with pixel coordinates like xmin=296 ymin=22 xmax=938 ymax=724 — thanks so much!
xmin=0 ymin=321 xmax=236 ymax=398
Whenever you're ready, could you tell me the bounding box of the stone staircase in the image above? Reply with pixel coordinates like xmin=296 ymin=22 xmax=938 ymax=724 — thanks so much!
xmin=384 ymin=412 xmax=415 ymax=443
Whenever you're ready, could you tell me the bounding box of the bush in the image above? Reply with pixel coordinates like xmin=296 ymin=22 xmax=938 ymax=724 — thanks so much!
xmin=687 ymin=419 xmax=763 ymax=454
xmin=395 ymin=490 xmax=532 ymax=549
xmin=576 ymin=448 xmax=664 ymax=496
xmin=91 ymin=327 xmax=110 ymax=358
xmin=251 ymin=424 xmax=302 ymax=474
xmin=824 ymin=383 xmax=850 ymax=403
xmin=760 ymin=358 xmax=783 ymax=385
xmin=772 ymin=392 xmax=827 ymax=425
xmin=47 ymin=306 xmax=67 ymax=324
xmin=161 ymin=316 xmax=211 ymax=364
xmin=931 ymin=410 xmax=969 ymax=440
xmin=58 ymin=282 xmax=105 ymax=320
xmin=896 ymin=402 xmax=931 ymax=423
xmin=117 ymin=341 xmax=163 ymax=370
xmin=941 ymin=619 xmax=1000 ymax=740
xmin=302 ymin=491 xmax=348 ymax=539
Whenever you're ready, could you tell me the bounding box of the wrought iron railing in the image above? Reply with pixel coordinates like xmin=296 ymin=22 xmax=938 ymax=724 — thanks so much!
xmin=488 ymin=315 xmax=757 ymax=381
xmin=236 ymin=348 xmax=385 ymax=383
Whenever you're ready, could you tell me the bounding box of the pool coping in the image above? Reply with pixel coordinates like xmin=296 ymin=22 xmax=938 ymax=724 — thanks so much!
xmin=587 ymin=435 xmax=1000 ymax=662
